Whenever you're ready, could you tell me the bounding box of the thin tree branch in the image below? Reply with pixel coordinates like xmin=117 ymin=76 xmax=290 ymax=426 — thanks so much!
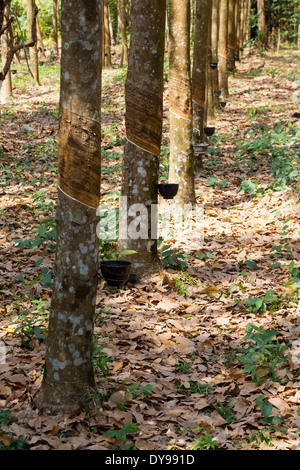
xmin=0 ymin=5 xmax=38 ymax=81
xmin=0 ymin=14 xmax=12 ymax=35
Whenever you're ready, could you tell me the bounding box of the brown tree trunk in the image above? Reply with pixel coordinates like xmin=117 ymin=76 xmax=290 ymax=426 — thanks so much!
xmin=118 ymin=0 xmax=166 ymax=277
xmin=0 ymin=3 xmax=12 ymax=103
xmin=9 ymin=19 xmax=21 ymax=64
xmin=26 ymin=0 xmax=40 ymax=85
xmin=36 ymin=16 xmax=46 ymax=59
xmin=118 ymin=0 xmax=128 ymax=66
xmin=192 ymin=0 xmax=212 ymax=145
xmin=298 ymin=1 xmax=300 ymax=48
xmin=239 ymin=0 xmax=248 ymax=51
xmin=211 ymin=0 xmax=220 ymax=108
xmin=168 ymin=0 xmax=196 ymax=206
xmin=103 ymin=0 xmax=112 ymax=68
xmin=36 ymin=0 xmax=102 ymax=415
xmin=257 ymin=0 xmax=267 ymax=49
xmin=277 ymin=26 xmax=281 ymax=53
xmin=206 ymin=11 xmax=214 ymax=119
xmin=53 ymin=0 xmax=59 ymax=56
xmin=219 ymin=0 xmax=229 ymax=97
xmin=235 ymin=0 xmax=240 ymax=60
xmin=192 ymin=0 xmax=212 ymax=171
xmin=228 ymin=0 xmax=236 ymax=70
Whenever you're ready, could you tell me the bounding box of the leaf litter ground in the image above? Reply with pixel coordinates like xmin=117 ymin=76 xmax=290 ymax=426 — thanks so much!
xmin=0 ymin=47 xmax=300 ymax=450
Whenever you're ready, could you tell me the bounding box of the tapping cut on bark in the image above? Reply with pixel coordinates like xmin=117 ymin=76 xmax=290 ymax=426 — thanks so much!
xmin=192 ymin=0 xmax=212 ymax=158
xmin=36 ymin=0 xmax=102 ymax=415
xmin=103 ymin=0 xmax=112 ymax=68
xmin=168 ymin=0 xmax=195 ymax=206
xmin=219 ymin=0 xmax=229 ymax=96
xmin=118 ymin=0 xmax=166 ymax=277
xmin=57 ymin=0 xmax=102 ymax=210
xmin=211 ymin=0 xmax=220 ymax=109
xmin=228 ymin=0 xmax=236 ymax=69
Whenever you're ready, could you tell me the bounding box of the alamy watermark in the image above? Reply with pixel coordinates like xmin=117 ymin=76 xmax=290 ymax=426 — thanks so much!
xmin=0 ymin=340 xmax=6 ymax=364
xmin=290 ymin=339 xmax=300 ymax=366
xmin=96 ymin=196 xmax=204 ymax=243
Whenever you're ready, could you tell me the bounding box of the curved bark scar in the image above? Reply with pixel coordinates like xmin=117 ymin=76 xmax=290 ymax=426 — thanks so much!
xmin=58 ymin=184 xmax=99 ymax=210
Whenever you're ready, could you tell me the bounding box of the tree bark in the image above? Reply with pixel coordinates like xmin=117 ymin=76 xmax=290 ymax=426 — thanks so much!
xmin=192 ymin=0 xmax=212 ymax=148
xmin=211 ymin=0 xmax=220 ymax=108
xmin=206 ymin=9 xmax=214 ymax=119
xmin=298 ymin=1 xmax=300 ymax=48
xmin=219 ymin=0 xmax=228 ymax=97
xmin=235 ymin=0 xmax=240 ymax=60
xmin=36 ymin=16 xmax=46 ymax=59
xmin=52 ymin=0 xmax=59 ymax=56
xmin=227 ymin=0 xmax=236 ymax=70
xmin=26 ymin=0 xmax=40 ymax=85
xmin=0 ymin=2 xmax=12 ymax=103
xmin=36 ymin=0 xmax=102 ymax=415
xmin=192 ymin=0 xmax=212 ymax=172
xmin=168 ymin=0 xmax=196 ymax=206
xmin=257 ymin=0 xmax=267 ymax=50
xmin=103 ymin=0 xmax=112 ymax=68
xmin=118 ymin=0 xmax=128 ymax=66
xmin=118 ymin=0 xmax=166 ymax=277
xmin=239 ymin=0 xmax=248 ymax=51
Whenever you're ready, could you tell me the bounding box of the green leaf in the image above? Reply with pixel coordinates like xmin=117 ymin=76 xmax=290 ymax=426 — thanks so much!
xmin=271 ymin=262 xmax=281 ymax=269
xmin=257 ymin=395 xmax=273 ymax=419
xmin=244 ymin=260 xmax=256 ymax=268
xmin=35 ymin=257 xmax=44 ymax=267
xmin=264 ymin=294 xmax=277 ymax=303
xmin=119 ymin=250 xmax=137 ymax=256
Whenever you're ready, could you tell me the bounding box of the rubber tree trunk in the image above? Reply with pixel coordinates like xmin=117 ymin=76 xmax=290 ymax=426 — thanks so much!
xmin=298 ymin=1 xmax=300 ymax=48
xmin=211 ymin=0 xmax=220 ymax=108
xmin=0 ymin=3 xmax=12 ymax=103
xmin=257 ymin=0 xmax=267 ymax=50
xmin=36 ymin=17 xmax=46 ymax=59
xmin=168 ymin=0 xmax=196 ymax=206
xmin=9 ymin=20 xmax=21 ymax=64
xmin=235 ymin=0 xmax=240 ymax=60
xmin=118 ymin=0 xmax=166 ymax=277
xmin=118 ymin=0 xmax=128 ymax=66
xmin=219 ymin=0 xmax=229 ymax=97
xmin=103 ymin=0 xmax=112 ymax=68
xmin=53 ymin=0 xmax=59 ymax=56
xmin=36 ymin=0 xmax=102 ymax=416
xmin=239 ymin=0 xmax=248 ymax=51
xmin=227 ymin=0 xmax=236 ymax=71
xmin=206 ymin=12 xmax=214 ymax=119
xmin=26 ymin=0 xmax=40 ymax=85
xmin=192 ymin=0 xmax=212 ymax=171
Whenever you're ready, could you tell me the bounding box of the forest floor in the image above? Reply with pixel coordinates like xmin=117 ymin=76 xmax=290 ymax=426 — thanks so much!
xmin=0 ymin=45 xmax=300 ymax=450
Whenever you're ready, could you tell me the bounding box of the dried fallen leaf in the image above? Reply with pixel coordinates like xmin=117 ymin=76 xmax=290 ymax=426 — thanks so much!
xmin=112 ymin=361 xmax=123 ymax=372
